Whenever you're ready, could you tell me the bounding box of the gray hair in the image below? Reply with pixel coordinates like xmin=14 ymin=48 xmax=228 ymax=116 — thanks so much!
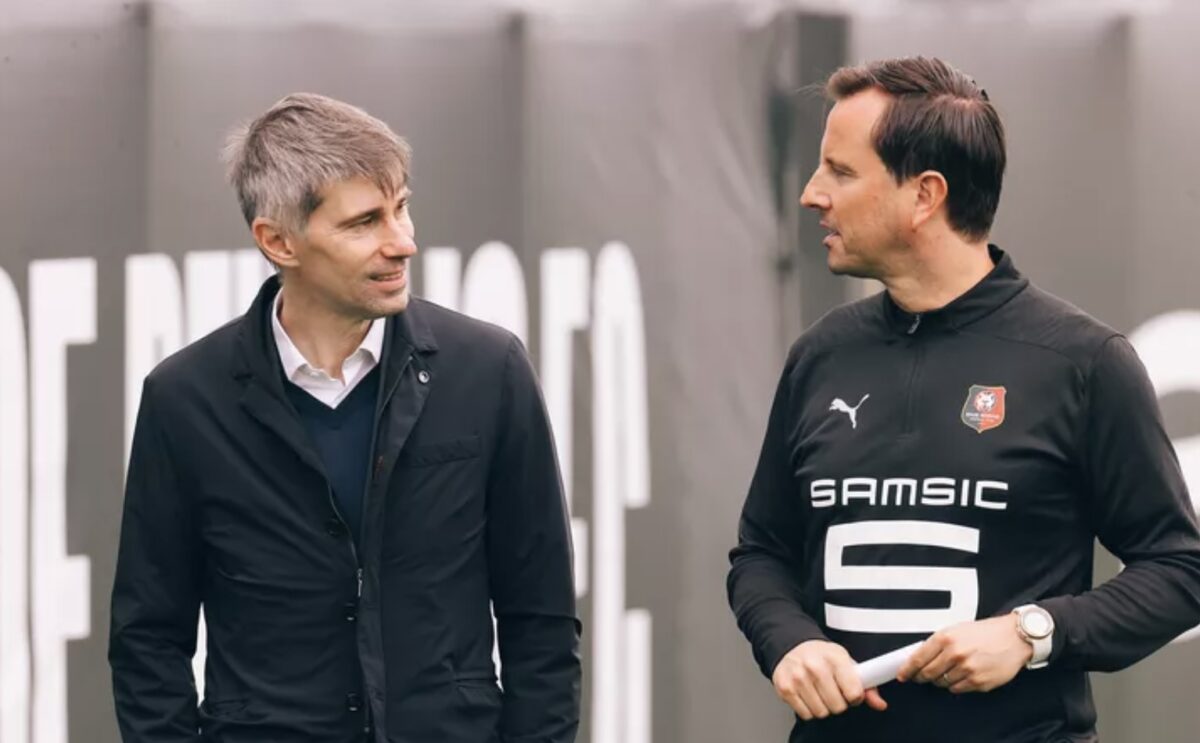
xmin=222 ymin=92 xmax=411 ymax=233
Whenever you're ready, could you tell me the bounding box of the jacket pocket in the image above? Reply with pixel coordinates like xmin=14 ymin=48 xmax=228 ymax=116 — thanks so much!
xmin=198 ymin=697 xmax=249 ymax=720
xmin=453 ymin=674 xmax=502 ymax=723
xmin=401 ymin=434 xmax=481 ymax=467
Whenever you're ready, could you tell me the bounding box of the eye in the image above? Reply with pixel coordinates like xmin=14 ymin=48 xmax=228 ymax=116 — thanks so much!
xmin=823 ymin=160 xmax=852 ymax=179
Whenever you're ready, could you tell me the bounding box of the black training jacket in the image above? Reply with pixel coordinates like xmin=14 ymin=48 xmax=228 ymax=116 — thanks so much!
xmin=728 ymin=246 xmax=1200 ymax=743
xmin=110 ymin=276 xmax=581 ymax=742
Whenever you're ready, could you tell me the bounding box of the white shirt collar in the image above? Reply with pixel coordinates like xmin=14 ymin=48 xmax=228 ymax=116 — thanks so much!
xmin=271 ymin=290 xmax=385 ymax=385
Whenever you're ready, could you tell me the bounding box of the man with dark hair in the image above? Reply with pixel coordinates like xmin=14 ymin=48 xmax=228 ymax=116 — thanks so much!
xmin=109 ymin=93 xmax=581 ymax=742
xmin=727 ymin=56 xmax=1200 ymax=742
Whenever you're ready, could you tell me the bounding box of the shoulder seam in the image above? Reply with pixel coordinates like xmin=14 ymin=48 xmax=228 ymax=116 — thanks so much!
xmin=952 ymin=329 xmax=1118 ymax=378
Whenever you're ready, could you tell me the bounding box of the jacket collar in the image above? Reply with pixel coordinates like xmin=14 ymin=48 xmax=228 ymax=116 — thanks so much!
xmin=881 ymin=245 xmax=1028 ymax=335
xmin=232 ymin=274 xmax=438 ymax=388
xmin=231 ymin=276 xmax=439 ymax=476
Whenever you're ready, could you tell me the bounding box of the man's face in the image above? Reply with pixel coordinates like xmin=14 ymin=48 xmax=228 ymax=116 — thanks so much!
xmin=287 ymin=176 xmax=417 ymax=320
xmin=800 ymin=88 xmax=910 ymax=279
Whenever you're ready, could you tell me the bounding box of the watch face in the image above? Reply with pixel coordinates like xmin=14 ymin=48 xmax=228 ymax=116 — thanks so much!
xmin=1021 ymin=609 xmax=1053 ymax=639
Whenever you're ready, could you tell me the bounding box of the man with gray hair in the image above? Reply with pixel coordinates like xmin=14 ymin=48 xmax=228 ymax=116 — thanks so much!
xmin=110 ymin=93 xmax=581 ymax=742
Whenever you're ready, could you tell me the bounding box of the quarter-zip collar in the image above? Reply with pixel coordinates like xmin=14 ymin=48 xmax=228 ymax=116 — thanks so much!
xmin=882 ymin=245 xmax=1028 ymax=336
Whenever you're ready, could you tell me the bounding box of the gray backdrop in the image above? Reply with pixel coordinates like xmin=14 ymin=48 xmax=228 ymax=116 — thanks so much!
xmin=0 ymin=1 xmax=1197 ymax=741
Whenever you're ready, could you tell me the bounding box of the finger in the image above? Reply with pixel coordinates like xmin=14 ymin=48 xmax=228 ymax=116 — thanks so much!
xmin=832 ymin=657 xmax=866 ymax=707
xmin=941 ymin=666 xmax=970 ymax=687
xmin=795 ymin=674 xmax=832 ymax=720
xmin=864 ymin=687 xmax=888 ymax=711
xmin=897 ymin=636 xmax=943 ymax=682
xmin=949 ymin=677 xmax=977 ymax=695
xmin=934 ymin=671 xmax=957 ymax=689
xmin=782 ymin=687 xmax=814 ymax=720
xmin=915 ymin=647 xmax=959 ymax=684
xmin=963 ymin=670 xmax=1005 ymax=694
xmin=813 ymin=664 xmax=850 ymax=715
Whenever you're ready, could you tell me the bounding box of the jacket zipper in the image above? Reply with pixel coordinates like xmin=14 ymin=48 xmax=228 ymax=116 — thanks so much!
xmin=903 ymin=314 xmax=923 ymax=434
xmin=350 ymin=351 xmax=413 ymax=741
xmin=326 ymin=485 xmax=360 ymax=568
xmin=324 ymin=485 xmax=367 ymax=733
xmin=349 ymin=351 xmax=412 ymax=595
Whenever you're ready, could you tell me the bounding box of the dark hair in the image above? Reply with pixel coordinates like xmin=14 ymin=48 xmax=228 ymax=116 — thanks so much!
xmin=827 ymin=56 xmax=1005 ymax=240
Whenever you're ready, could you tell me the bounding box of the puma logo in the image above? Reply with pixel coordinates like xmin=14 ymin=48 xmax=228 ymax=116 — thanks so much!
xmin=829 ymin=394 xmax=870 ymax=429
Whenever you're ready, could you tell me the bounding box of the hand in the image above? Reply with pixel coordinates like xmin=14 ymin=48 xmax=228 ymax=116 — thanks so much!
xmin=896 ymin=615 xmax=1034 ymax=694
xmin=771 ymin=640 xmax=887 ymax=720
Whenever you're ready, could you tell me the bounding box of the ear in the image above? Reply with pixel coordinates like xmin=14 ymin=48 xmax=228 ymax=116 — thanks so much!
xmin=911 ymin=170 xmax=949 ymax=231
xmin=251 ymin=217 xmax=301 ymax=270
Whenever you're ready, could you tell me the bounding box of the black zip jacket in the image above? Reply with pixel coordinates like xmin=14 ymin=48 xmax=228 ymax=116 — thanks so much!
xmin=110 ymin=276 xmax=581 ymax=742
xmin=728 ymin=247 xmax=1200 ymax=743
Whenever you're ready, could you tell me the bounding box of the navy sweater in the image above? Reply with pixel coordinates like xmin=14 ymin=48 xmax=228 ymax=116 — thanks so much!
xmin=284 ymin=366 xmax=380 ymax=542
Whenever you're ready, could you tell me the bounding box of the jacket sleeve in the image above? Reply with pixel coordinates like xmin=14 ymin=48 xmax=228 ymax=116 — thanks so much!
xmin=487 ymin=337 xmax=582 ymax=743
xmin=1040 ymin=335 xmax=1200 ymax=671
xmin=109 ymin=377 xmax=203 ymax=741
xmin=727 ymin=351 xmax=827 ymax=681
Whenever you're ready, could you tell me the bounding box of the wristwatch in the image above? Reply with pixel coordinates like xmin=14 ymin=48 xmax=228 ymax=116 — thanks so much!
xmin=1012 ymin=604 xmax=1054 ymax=670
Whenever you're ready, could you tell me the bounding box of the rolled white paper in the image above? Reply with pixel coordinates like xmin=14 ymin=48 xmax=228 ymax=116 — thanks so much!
xmin=854 ymin=641 xmax=924 ymax=689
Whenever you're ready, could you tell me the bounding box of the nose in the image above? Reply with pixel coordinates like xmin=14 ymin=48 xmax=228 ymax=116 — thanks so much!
xmin=379 ymin=215 xmax=418 ymax=258
xmin=799 ymin=173 xmax=830 ymax=212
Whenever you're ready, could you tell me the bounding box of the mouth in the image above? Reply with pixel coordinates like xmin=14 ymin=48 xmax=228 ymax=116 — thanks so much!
xmin=820 ymin=221 xmax=840 ymax=246
xmin=370 ymin=265 xmax=408 ymax=290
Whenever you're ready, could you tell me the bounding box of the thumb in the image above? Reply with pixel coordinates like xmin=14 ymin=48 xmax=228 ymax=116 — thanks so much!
xmin=864 ymin=687 xmax=888 ymax=712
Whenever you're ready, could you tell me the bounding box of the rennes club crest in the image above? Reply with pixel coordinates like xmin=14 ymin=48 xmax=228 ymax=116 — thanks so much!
xmin=961 ymin=385 xmax=1006 ymax=433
